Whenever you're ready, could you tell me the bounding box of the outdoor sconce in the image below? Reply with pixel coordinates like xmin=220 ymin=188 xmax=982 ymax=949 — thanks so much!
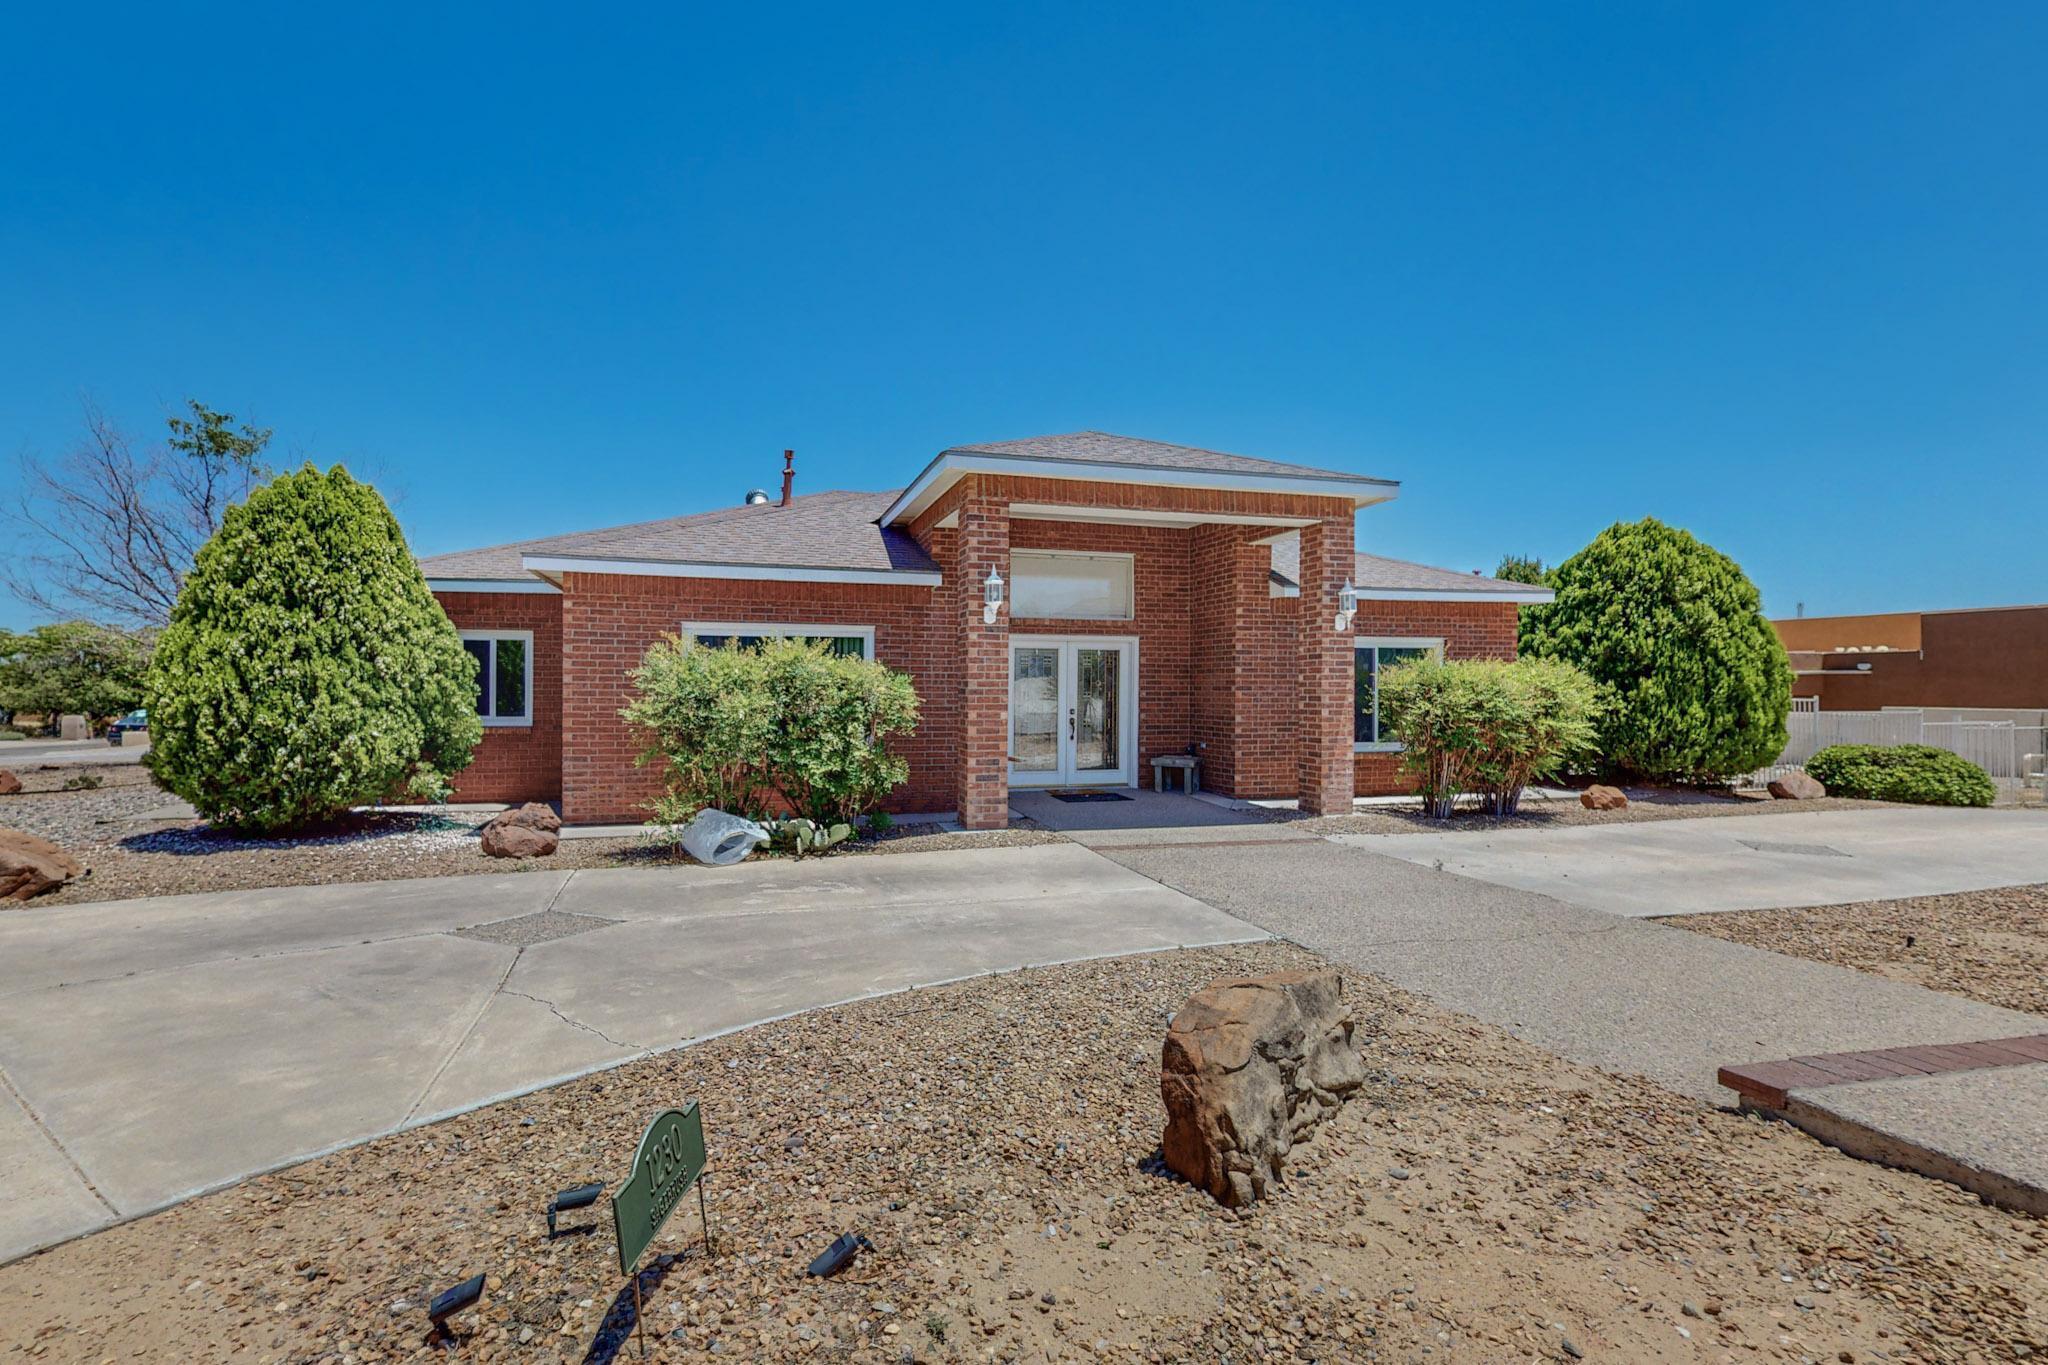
xmin=983 ymin=569 xmax=1006 ymax=626
xmin=1335 ymin=577 xmax=1358 ymax=632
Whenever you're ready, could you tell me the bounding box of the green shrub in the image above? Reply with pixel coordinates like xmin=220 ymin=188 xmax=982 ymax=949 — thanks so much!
xmin=0 ymin=729 xmax=24 ymax=741
xmin=624 ymin=635 xmax=920 ymax=828
xmin=1519 ymin=517 xmax=1791 ymax=783
xmin=144 ymin=465 xmax=483 ymax=832
xmin=1805 ymin=744 xmax=1996 ymax=807
xmin=1378 ymin=657 xmax=1599 ymax=818
xmin=61 ymin=771 xmax=104 ymax=791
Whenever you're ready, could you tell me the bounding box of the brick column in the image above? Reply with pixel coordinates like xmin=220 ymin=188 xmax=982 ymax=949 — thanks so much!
xmin=1296 ymin=517 xmax=1354 ymax=815
xmin=955 ymin=484 xmax=1011 ymax=829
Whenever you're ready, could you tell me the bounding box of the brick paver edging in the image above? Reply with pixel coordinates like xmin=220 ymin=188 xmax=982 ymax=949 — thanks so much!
xmin=1719 ymin=1034 xmax=2048 ymax=1109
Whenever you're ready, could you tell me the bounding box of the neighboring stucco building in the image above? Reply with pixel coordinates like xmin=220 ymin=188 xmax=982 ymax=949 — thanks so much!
xmin=1775 ymin=604 xmax=2048 ymax=713
xmin=420 ymin=432 xmax=1550 ymax=828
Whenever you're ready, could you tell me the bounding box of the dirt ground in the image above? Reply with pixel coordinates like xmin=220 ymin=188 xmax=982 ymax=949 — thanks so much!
xmin=1661 ymin=884 xmax=2048 ymax=1017
xmin=3 ymin=941 xmax=2039 ymax=1364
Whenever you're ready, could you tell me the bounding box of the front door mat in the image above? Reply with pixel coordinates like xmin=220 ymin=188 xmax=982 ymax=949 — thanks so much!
xmin=1049 ymin=790 xmax=1132 ymax=803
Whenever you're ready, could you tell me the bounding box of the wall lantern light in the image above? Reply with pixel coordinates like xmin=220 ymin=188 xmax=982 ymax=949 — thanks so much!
xmin=1335 ymin=578 xmax=1359 ymax=632
xmin=983 ymin=570 xmax=1006 ymax=626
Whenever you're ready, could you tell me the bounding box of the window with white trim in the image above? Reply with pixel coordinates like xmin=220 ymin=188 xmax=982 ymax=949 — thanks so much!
xmin=460 ymin=630 xmax=534 ymax=726
xmin=1011 ymin=550 xmax=1134 ymax=620
xmin=682 ymin=622 xmax=874 ymax=659
xmin=1354 ymin=637 xmax=1443 ymax=750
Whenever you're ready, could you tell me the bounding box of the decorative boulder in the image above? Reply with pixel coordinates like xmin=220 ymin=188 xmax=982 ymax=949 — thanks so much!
xmin=492 ymin=801 xmax=562 ymax=833
xmin=0 ymin=770 xmax=21 ymax=796
xmin=481 ymin=821 xmax=558 ymax=859
xmin=1768 ymin=771 xmax=1827 ymax=801
xmin=1160 ymin=968 xmax=1365 ymax=1207
xmin=1 ymin=828 xmax=84 ymax=903
xmin=1580 ymin=784 xmax=1629 ymax=811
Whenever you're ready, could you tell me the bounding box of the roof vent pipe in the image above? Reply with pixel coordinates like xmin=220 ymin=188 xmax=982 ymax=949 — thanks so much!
xmin=780 ymin=450 xmax=795 ymax=506
xmin=744 ymin=489 xmax=771 ymax=505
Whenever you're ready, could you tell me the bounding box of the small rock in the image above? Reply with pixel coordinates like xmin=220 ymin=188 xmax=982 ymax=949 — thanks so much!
xmin=0 ymin=827 xmax=83 ymax=902
xmin=0 ymin=770 xmax=21 ymax=796
xmin=480 ymin=821 xmax=558 ymax=859
xmin=1768 ymin=771 xmax=1827 ymax=801
xmin=1794 ymin=1295 xmax=1816 ymax=1310
xmin=1562 ymin=1338 xmax=1584 ymax=1360
xmin=1387 ymin=1167 xmax=1411 ymax=1181
xmin=1579 ymin=784 xmax=1628 ymax=811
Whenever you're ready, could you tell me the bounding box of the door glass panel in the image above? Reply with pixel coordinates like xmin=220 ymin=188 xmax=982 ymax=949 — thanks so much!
xmin=1073 ymin=647 xmax=1121 ymax=772
xmin=1011 ymin=647 xmax=1060 ymax=771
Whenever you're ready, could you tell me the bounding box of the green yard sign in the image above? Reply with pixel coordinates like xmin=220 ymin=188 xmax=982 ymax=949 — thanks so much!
xmin=611 ymin=1103 xmax=711 ymax=1277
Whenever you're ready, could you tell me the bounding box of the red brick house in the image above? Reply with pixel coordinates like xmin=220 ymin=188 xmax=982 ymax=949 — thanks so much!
xmin=420 ymin=433 xmax=1550 ymax=829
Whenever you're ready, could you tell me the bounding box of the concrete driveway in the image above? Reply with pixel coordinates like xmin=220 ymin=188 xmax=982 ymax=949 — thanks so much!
xmin=0 ymin=844 xmax=1259 ymax=1263
xmin=1344 ymin=806 xmax=2048 ymax=916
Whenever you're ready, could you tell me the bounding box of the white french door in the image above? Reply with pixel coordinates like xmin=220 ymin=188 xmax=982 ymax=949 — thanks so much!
xmin=1008 ymin=636 xmax=1138 ymax=788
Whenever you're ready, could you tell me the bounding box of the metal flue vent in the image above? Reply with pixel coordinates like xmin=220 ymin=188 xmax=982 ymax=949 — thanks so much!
xmin=744 ymin=488 xmax=771 ymax=505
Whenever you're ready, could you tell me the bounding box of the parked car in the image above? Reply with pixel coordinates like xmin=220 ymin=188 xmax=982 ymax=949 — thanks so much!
xmin=107 ymin=709 xmax=148 ymax=744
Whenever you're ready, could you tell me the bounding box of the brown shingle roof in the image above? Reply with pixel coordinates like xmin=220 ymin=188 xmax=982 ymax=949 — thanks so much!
xmin=419 ymin=489 xmax=937 ymax=582
xmin=1266 ymin=538 xmax=1550 ymax=598
xmin=944 ymin=430 xmax=1391 ymax=485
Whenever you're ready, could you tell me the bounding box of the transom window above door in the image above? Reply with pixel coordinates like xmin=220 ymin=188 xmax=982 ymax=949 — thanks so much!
xmin=1010 ymin=551 xmax=1134 ymax=621
xmin=1354 ymin=637 xmax=1443 ymax=751
xmin=682 ymin=622 xmax=873 ymax=659
xmin=460 ymin=630 xmax=533 ymax=726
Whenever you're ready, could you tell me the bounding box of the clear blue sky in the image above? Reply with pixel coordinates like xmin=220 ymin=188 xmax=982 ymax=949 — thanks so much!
xmin=4 ymin=2 xmax=2043 ymax=629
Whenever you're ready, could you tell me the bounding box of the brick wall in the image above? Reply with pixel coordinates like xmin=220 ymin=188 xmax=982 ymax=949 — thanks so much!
xmin=952 ymin=484 xmax=1011 ymax=828
xmin=1188 ymin=525 xmax=1299 ymax=798
xmin=556 ymin=573 xmax=956 ymax=825
xmin=1296 ymin=518 xmax=1356 ymax=814
xmin=432 ymin=591 xmax=564 ymax=804
xmin=1350 ymin=599 xmax=1521 ymax=794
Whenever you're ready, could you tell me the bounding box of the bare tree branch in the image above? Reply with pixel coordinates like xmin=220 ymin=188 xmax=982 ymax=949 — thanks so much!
xmin=2 ymin=397 xmax=273 ymax=627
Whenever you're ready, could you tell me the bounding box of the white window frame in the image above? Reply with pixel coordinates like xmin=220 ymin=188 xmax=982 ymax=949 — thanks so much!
xmin=459 ymin=629 xmax=535 ymax=728
xmin=681 ymin=621 xmax=877 ymax=659
xmin=1010 ymin=550 xmax=1137 ymax=622
xmin=1353 ymin=636 xmax=1443 ymax=753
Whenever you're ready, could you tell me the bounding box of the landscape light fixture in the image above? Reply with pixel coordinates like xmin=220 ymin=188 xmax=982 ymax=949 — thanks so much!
xmin=427 ymin=1272 xmax=485 ymax=1342
xmin=982 ymin=569 xmax=1005 ymax=625
xmin=546 ymin=1181 xmax=606 ymax=1237
xmin=1335 ymin=577 xmax=1358 ymax=632
xmin=805 ymin=1231 xmax=875 ymax=1278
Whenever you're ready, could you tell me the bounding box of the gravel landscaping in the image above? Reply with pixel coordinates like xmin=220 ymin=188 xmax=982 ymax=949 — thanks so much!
xmin=1660 ymin=884 xmax=2048 ymax=1017
xmin=1274 ymin=784 xmax=1901 ymax=837
xmin=2 ymin=767 xmax=1065 ymax=908
xmin=3 ymin=941 xmax=2039 ymax=1363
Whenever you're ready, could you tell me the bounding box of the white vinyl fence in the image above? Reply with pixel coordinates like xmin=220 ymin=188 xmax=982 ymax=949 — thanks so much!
xmin=1753 ymin=709 xmax=2047 ymax=786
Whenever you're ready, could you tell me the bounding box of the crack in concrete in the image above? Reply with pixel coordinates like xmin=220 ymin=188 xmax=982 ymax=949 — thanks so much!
xmin=0 ymin=1058 xmax=119 ymax=1216
xmin=497 ymin=988 xmax=640 ymax=1051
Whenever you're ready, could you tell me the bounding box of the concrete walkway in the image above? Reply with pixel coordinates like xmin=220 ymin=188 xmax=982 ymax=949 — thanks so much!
xmin=0 ymin=845 xmax=1260 ymax=1264
xmin=1351 ymin=806 xmax=2048 ymax=916
xmin=1093 ymin=834 xmax=2047 ymax=1099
